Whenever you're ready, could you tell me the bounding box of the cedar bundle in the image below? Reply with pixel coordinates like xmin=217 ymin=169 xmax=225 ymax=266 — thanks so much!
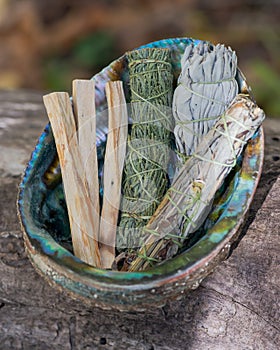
xmin=117 ymin=48 xmax=174 ymax=251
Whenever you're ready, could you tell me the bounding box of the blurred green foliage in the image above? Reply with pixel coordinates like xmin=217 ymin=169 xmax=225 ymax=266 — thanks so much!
xmin=0 ymin=0 xmax=278 ymax=117
xmin=250 ymin=60 xmax=280 ymax=117
xmin=43 ymin=31 xmax=116 ymax=92
xmin=44 ymin=59 xmax=72 ymax=92
xmin=42 ymin=30 xmax=279 ymax=117
xmin=73 ymin=31 xmax=115 ymax=68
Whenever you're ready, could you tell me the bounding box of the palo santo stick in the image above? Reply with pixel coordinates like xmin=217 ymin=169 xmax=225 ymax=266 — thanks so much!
xmin=43 ymin=92 xmax=102 ymax=268
xmin=72 ymin=79 xmax=100 ymax=250
xmin=99 ymin=81 xmax=128 ymax=268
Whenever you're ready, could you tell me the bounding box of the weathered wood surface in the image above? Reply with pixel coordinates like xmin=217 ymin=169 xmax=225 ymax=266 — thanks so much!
xmin=0 ymin=89 xmax=279 ymax=349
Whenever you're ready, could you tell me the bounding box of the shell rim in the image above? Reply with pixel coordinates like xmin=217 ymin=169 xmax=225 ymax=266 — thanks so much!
xmin=17 ymin=37 xmax=264 ymax=293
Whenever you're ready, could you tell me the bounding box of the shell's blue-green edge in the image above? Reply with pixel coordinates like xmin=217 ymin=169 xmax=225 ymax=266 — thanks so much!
xmin=18 ymin=37 xmax=264 ymax=309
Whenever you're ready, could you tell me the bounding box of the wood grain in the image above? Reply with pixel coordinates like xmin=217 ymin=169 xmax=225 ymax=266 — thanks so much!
xmin=43 ymin=92 xmax=101 ymax=268
xmin=72 ymin=79 xmax=101 ymax=263
xmin=99 ymin=81 xmax=128 ymax=268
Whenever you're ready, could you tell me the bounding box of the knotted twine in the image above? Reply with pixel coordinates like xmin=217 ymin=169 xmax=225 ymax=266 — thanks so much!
xmin=126 ymin=94 xmax=265 ymax=271
xmin=173 ymin=42 xmax=238 ymax=161
xmin=116 ymin=48 xmax=173 ymax=251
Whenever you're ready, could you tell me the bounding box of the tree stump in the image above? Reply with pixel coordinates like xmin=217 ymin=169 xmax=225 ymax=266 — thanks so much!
xmin=0 ymin=89 xmax=279 ymax=349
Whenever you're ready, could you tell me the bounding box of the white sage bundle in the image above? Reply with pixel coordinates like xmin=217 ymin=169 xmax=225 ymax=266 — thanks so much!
xmin=173 ymin=42 xmax=238 ymax=160
xmin=126 ymin=94 xmax=265 ymax=271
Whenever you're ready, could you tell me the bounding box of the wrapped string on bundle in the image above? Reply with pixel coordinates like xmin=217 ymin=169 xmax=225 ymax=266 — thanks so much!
xmin=125 ymin=94 xmax=265 ymax=271
xmin=173 ymin=42 xmax=238 ymax=162
xmin=116 ymin=48 xmax=173 ymax=252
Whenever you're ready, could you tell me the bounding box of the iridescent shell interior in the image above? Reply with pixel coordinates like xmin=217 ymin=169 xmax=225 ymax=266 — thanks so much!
xmin=18 ymin=38 xmax=264 ymax=311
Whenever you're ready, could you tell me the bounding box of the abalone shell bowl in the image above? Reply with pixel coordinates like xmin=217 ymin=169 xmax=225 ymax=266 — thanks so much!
xmin=18 ymin=38 xmax=264 ymax=311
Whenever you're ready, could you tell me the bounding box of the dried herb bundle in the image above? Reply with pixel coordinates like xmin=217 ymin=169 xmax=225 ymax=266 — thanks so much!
xmin=116 ymin=48 xmax=173 ymax=251
xmin=126 ymin=94 xmax=265 ymax=271
xmin=173 ymin=42 xmax=238 ymax=161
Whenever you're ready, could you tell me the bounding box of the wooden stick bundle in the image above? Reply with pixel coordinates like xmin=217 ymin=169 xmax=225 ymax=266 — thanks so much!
xmin=43 ymin=80 xmax=127 ymax=268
